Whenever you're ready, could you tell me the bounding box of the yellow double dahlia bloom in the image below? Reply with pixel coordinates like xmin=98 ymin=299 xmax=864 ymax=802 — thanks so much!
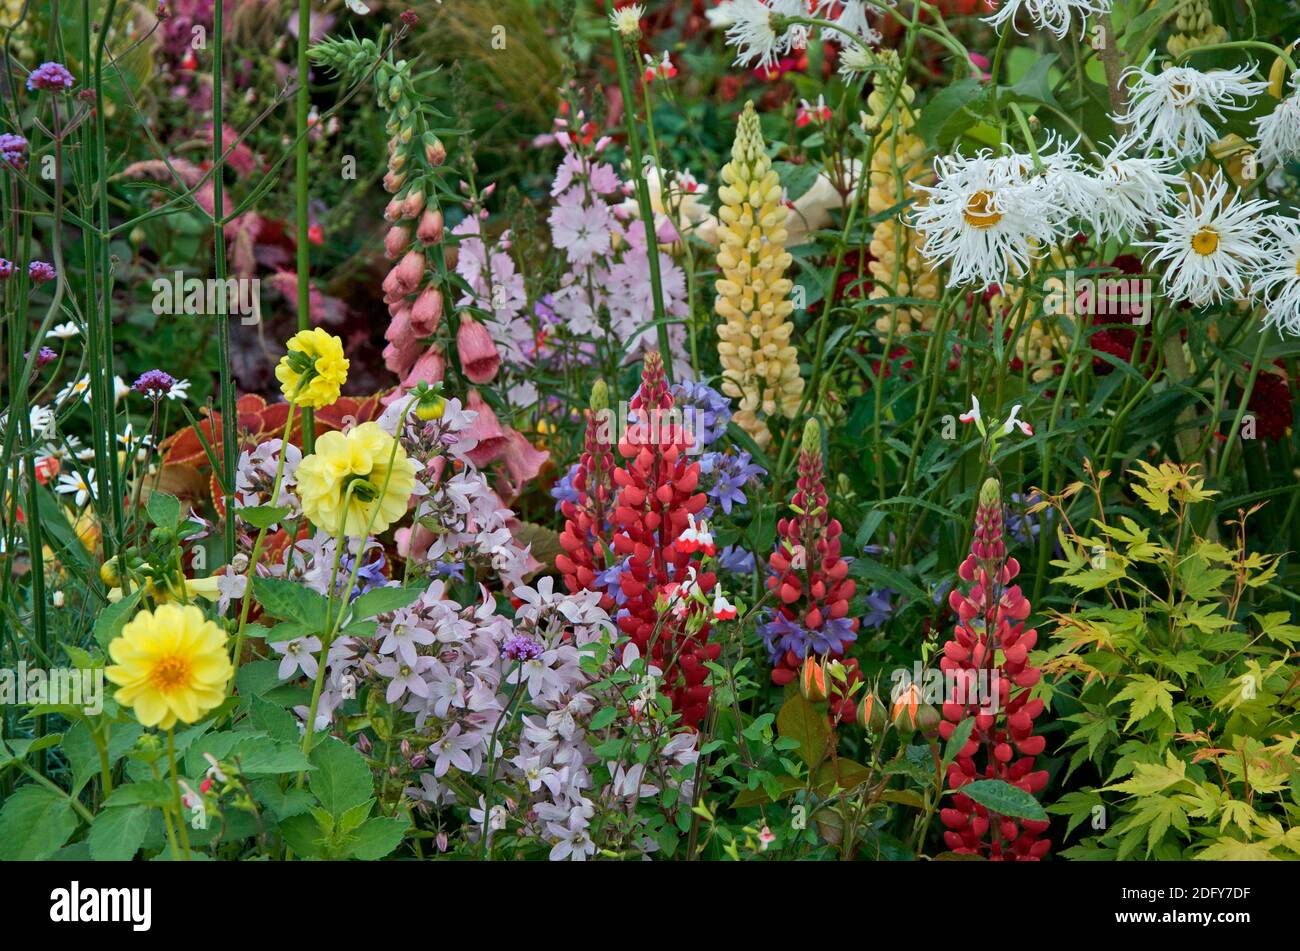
xmin=275 ymin=328 xmax=349 ymax=409
xmin=864 ymin=53 xmax=939 ymax=340
xmin=105 ymin=604 xmax=233 ymax=730
xmin=714 ymin=101 xmax=804 ymax=448
xmin=295 ymin=422 xmax=417 ymax=538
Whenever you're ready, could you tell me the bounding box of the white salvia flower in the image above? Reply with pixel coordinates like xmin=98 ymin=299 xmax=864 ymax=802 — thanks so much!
xmin=1250 ymin=215 xmax=1300 ymax=334
xmin=911 ymin=150 xmax=1072 ymax=290
xmin=343 ymin=0 xmax=370 ymax=14
xmin=719 ymin=0 xmax=808 ymax=71
xmin=1138 ymin=170 xmax=1275 ymax=307
xmin=1255 ymin=73 xmax=1300 ymax=166
xmin=1086 ymin=136 xmax=1181 ymax=238
xmin=608 ymin=3 xmax=645 ymax=38
xmin=1115 ymin=56 xmax=1268 ymax=159
xmin=983 ymin=0 xmax=1108 ymax=39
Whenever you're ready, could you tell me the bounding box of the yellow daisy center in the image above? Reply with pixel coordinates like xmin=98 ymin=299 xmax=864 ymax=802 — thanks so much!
xmin=150 ymin=655 xmax=192 ymax=691
xmin=1294 ymin=253 xmax=1300 ymax=277
xmin=964 ymin=190 xmax=1002 ymax=229
xmin=1191 ymin=227 xmax=1220 ymax=256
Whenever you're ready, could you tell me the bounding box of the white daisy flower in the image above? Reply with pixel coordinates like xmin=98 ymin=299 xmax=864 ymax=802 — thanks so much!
xmin=55 ymin=374 xmax=91 ymax=407
xmin=55 ymin=470 xmax=96 ymax=507
xmin=1115 ymin=56 xmax=1268 ymax=159
xmin=1251 ymin=215 xmax=1300 ymax=334
xmin=608 ymin=2 xmax=644 ymax=38
xmin=1138 ymin=170 xmax=1275 ymax=307
xmin=983 ymin=0 xmax=1108 ymax=40
xmin=1082 ymin=136 xmax=1181 ymax=239
xmin=718 ymin=0 xmax=809 ymax=71
xmin=29 ymin=404 xmax=55 ymax=437
xmin=1255 ymin=73 xmax=1300 ymax=166
xmin=113 ymin=375 xmax=130 ymax=405
xmin=46 ymin=322 xmax=79 ymax=339
xmin=117 ymin=423 xmax=154 ymax=461
xmin=911 ymin=150 xmax=1072 ymax=290
xmin=165 ymin=378 xmax=192 ymax=401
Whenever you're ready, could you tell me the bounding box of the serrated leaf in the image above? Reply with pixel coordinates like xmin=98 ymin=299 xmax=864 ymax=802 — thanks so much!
xmin=94 ymin=590 xmax=143 ymax=649
xmin=88 ymin=805 xmax=150 ymax=861
xmin=0 ymin=786 xmax=80 ymax=859
xmin=308 ymin=736 xmax=373 ymax=818
xmin=252 ymin=576 xmax=329 ymax=628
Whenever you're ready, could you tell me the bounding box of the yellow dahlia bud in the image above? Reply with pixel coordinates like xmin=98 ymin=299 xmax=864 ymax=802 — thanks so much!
xmin=714 ymin=102 xmax=804 ymax=448
xmin=865 ymin=71 xmax=940 ymax=341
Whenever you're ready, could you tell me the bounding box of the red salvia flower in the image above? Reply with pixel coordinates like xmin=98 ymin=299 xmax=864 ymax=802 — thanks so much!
xmin=937 ymin=477 xmax=1051 ymax=860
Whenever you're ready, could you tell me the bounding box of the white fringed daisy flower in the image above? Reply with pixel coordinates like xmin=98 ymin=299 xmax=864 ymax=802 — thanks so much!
xmin=1085 ymin=136 xmax=1181 ymax=239
xmin=816 ymin=0 xmax=880 ymax=45
xmin=911 ymin=150 xmax=1072 ymax=290
xmin=1035 ymin=134 xmax=1109 ymax=222
xmin=1138 ymin=170 xmax=1275 ymax=307
xmin=713 ymin=0 xmax=809 ymax=70
xmin=608 ymin=3 xmax=645 ymax=38
xmin=983 ymin=0 xmax=1108 ymax=40
xmin=1251 ymin=215 xmax=1300 ymax=333
xmin=1115 ymin=57 xmax=1268 ymax=159
xmin=1255 ymin=74 xmax=1300 ymax=166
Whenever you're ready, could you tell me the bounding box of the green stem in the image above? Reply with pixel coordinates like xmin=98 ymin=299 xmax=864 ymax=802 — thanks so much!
xmin=604 ymin=7 xmax=673 ymax=379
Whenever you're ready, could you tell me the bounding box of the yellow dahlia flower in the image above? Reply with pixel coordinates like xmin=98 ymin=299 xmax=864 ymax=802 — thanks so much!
xmin=714 ymin=101 xmax=804 ymax=447
xmin=863 ymin=53 xmax=940 ymax=341
xmin=105 ymin=604 xmax=233 ymax=730
xmin=275 ymin=328 xmax=349 ymax=409
xmin=295 ymin=422 xmax=417 ymax=538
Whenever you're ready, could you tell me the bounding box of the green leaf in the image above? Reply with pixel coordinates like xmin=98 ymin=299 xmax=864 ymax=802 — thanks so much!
xmin=232 ymin=735 xmax=314 ymax=775
xmin=251 ymin=576 xmax=329 ymax=628
xmin=915 ymin=79 xmax=985 ymax=149
xmin=103 ymin=781 xmax=175 ymax=809
xmin=249 ymin=696 xmax=300 ymax=744
xmin=954 ymin=779 xmax=1047 ymax=822
xmin=146 ymin=491 xmax=183 ymax=529
xmin=0 ymin=785 xmax=80 ymax=859
xmin=589 ymin=706 xmax=618 ymax=731
xmin=308 ymin=736 xmax=373 ymax=818
xmin=94 ymin=590 xmax=143 ymax=649
xmin=88 ymin=805 xmax=151 ymax=861
xmin=349 ymin=816 xmax=408 ymax=859
xmin=250 ymin=781 xmax=315 ymax=821
xmin=773 ymin=161 xmax=820 ymax=203
xmin=237 ymin=504 xmax=292 ymax=529
xmin=1112 ymin=674 xmax=1178 ymax=729
xmin=349 ymin=585 xmax=424 ymax=620
xmin=942 ymin=716 xmax=976 ymax=770
xmin=776 ymin=692 xmax=832 ymax=771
